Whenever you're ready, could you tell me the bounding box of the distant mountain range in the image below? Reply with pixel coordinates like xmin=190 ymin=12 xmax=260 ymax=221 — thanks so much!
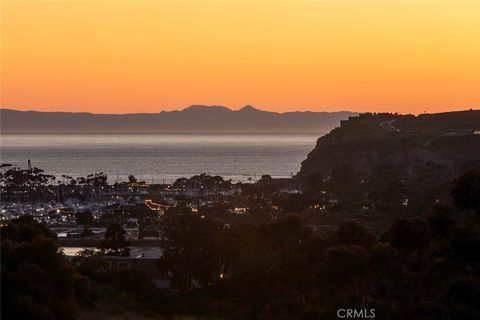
xmin=0 ymin=106 xmax=356 ymax=134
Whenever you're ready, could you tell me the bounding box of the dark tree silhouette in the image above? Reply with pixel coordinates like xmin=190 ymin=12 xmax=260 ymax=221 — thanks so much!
xmin=1 ymin=216 xmax=94 ymax=320
xmin=76 ymin=210 xmax=94 ymax=237
xmin=99 ymin=223 xmax=130 ymax=256
xmin=451 ymin=169 xmax=480 ymax=215
xmin=128 ymin=174 xmax=137 ymax=183
xmin=158 ymin=213 xmax=226 ymax=291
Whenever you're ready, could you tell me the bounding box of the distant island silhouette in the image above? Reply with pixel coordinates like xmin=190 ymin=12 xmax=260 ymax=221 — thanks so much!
xmin=0 ymin=105 xmax=356 ymax=133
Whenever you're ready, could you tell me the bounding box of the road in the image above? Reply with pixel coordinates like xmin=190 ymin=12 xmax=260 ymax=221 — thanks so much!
xmin=379 ymin=119 xmax=401 ymax=132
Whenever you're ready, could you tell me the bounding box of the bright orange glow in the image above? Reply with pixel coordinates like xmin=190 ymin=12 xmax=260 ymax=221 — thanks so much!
xmin=1 ymin=1 xmax=479 ymax=114
xmin=145 ymin=199 xmax=168 ymax=212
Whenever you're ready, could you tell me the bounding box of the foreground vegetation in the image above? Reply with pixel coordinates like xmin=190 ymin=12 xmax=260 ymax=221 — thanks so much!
xmin=2 ymin=169 xmax=480 ymax=320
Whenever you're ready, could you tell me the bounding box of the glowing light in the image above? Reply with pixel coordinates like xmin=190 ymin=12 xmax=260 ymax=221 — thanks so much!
xmin=145 ymin=199 xmax=168 ymax=212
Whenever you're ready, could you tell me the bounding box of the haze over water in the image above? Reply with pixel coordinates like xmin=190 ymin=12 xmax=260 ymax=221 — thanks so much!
xmin=0 ymin=134 xmax=319 ymax=183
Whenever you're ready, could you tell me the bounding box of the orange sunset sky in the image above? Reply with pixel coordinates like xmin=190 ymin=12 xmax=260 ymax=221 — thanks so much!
xmin=1 ymin=0 xmax=479 ymax=114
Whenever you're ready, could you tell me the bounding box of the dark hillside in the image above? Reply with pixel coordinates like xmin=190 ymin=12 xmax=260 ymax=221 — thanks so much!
xmin=299 ymin=110 xmax=480 ymax=215
xmin=299 ymin=110 xmax=480 ymax=178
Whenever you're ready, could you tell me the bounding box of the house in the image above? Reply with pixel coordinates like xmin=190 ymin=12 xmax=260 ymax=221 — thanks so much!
xmin=70 ymin=247 xmax=169 ymax=288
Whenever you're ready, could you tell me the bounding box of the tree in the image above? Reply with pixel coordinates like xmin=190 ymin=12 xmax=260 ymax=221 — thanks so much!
xmin=76 ymin=210 xmax=94 ymax=237
xmin=451 ymin=170 xmax=480 ymax=215
xmin=332 ymin=220 xmax=377 ymax=249
xmin=260 ymin=214 xmax=307 ymax=250
xmin=128 ymin=174 xmax=137 ymax=183
xmin=382 ymin=218 xmax=431 ymax=252
xmin=0 ymin=215 xmax=56 ymax=243
xmin=0 ymin=164 xmax=54 ymax=202
xmin=158 ymin=213 xmax=226 ymax=291
xmin=99 ymin=223 xmax=130 ymax=256
xmin=1 ymin=216 xmax=94 ymax=320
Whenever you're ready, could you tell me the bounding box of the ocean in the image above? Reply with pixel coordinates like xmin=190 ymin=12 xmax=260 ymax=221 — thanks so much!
xmin=0 ymin=133 xmax=320 ymax=183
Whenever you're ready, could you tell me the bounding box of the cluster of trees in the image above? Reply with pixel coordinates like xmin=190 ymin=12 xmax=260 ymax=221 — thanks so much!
xmin=0 ymin=216 xmax=135 ymax=319
xmin=0 ymin=164 xmax=55 ymax=202
xmin=50 ymin=172 xmax=109 ymax=202
xmin=1 ymin=216 xmax=95 ymax=319
xmin=154 ymin=170 xmax=480 ymax=319
xmin=247 ymin=165 xmax=480 ymax=233
xmin=172 ymin=173 xmax=234 ymax=190
xmin=0 ymin=163 xmax=109 ymax=202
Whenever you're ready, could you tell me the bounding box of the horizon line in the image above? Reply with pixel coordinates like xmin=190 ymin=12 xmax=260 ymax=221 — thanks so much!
xmin=2 ymin=105 xmax=479 ymax=116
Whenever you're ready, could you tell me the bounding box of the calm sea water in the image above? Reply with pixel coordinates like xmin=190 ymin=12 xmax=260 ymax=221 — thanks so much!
xmin=0 ymin=134 xmax=320 ymax=183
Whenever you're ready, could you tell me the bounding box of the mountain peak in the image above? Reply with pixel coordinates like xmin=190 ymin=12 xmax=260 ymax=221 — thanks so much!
xmin=238 ymin=105 xmax=259 ymax=112
xmin=182 ymin=105 xmax=231 ymax=112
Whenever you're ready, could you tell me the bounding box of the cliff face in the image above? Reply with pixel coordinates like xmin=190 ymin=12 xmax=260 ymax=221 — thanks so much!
xmin=299 ymin=110 xmax=480 ymax=179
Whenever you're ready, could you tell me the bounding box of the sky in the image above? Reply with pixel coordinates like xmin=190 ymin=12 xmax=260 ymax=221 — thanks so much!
xmin=1 ymin=0 xmax=479 ymax=114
